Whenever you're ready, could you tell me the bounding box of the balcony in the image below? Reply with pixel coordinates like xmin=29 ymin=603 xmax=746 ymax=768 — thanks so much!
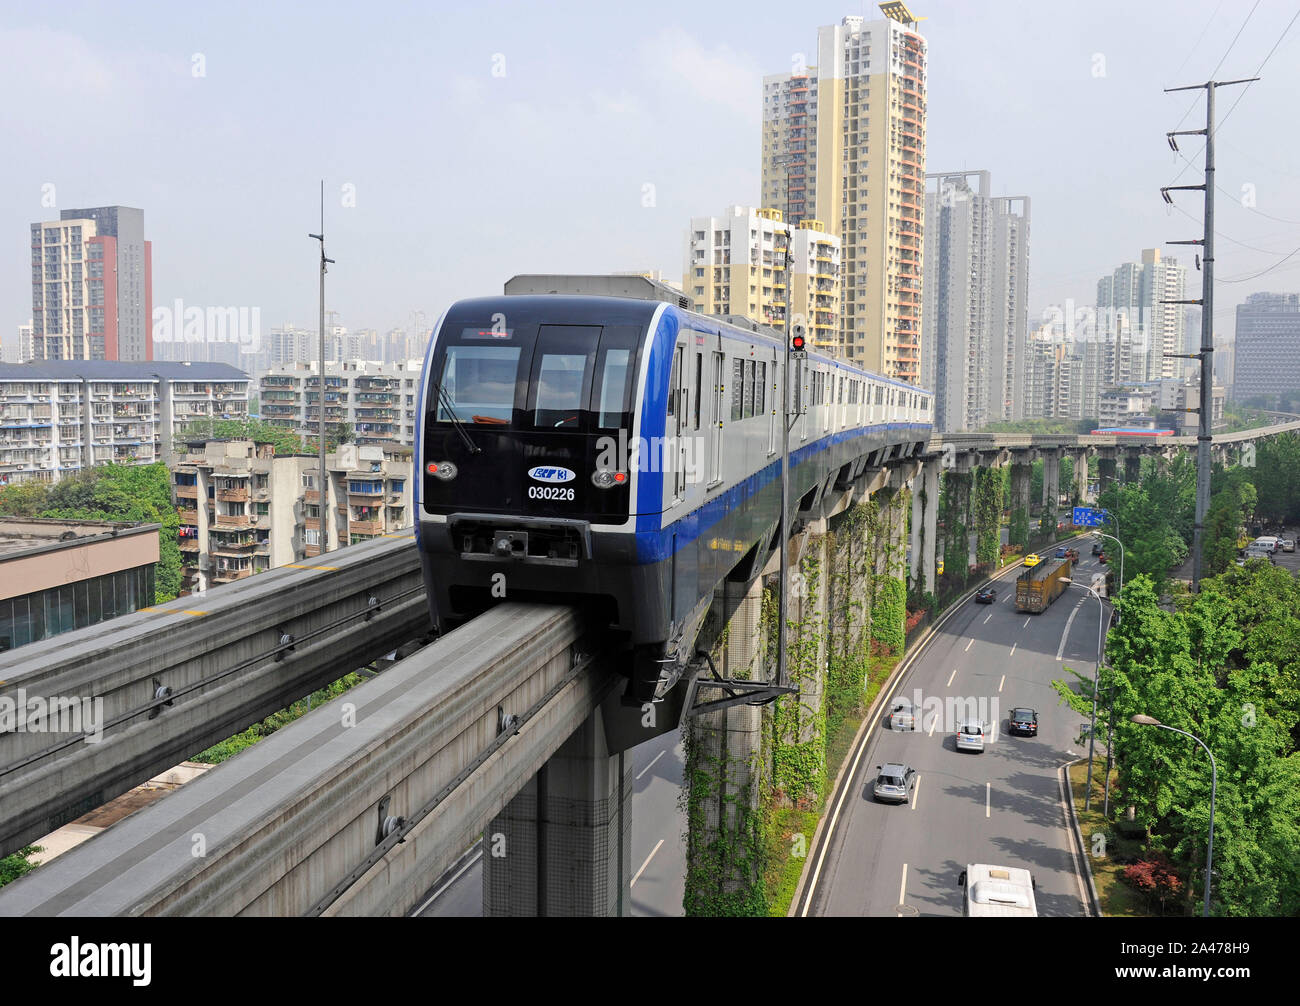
xmin=212 ymin=568 xmax=253 ymax=583
xmin=177 ymin=507 xmax=199 ymax=523
xmin=175 ymin=485 xmax=199 ymax=499
xmin=348 ymin=487 xmax=384 ymax=500
xmin=217 ymin=487 xmax=249 ymax=502
xmin=179 ymin=539 xmax=200 ymax=552
xmin=214 ymin=514 xmax=252 ymax=529
xmin=303 ymin=489 xmax=322 ymax=504
xmin=210 ymin=541 xmax=255 ymax=556
xmin=348 ymin=519 xmax=384 ymax=536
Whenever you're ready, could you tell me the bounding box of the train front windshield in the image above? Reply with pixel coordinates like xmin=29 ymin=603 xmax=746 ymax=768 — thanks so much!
xmin=423 ymin=318 xmax=643 ymax=523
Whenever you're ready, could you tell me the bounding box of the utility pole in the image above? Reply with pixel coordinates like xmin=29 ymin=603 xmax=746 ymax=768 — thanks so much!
xmin=309 ymin=181 xmax=335 ymax=555
xmin=1161 ymin=77 xmax=1256 ymax=591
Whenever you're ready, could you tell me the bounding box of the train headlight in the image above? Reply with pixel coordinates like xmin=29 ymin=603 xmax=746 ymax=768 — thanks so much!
xmin=427 ymin=461 xmax=458 ymax=481
xmin=592 ymin=469 xmax=626 ymax=489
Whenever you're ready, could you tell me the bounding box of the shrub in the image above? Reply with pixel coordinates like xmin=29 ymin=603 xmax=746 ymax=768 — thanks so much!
xmin=1122 ymin=856 xmax=1184 ymax=915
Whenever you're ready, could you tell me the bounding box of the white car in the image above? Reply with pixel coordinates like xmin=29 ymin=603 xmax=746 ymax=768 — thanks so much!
xmin=1283 ymin=539 xmax=1296 ymax=553
xmin=956 ymin=721 xmax=987 ymax=753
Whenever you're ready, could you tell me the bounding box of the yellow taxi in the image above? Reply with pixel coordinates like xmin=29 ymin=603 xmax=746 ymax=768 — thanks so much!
xmin=937 ymin=557 xmax=945 ymax=575
xmin=1023 ymin=553 xmax=1041 ymax=567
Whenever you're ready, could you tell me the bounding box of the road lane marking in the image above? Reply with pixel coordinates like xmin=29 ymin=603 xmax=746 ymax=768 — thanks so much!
xmin=927 ymin=713 xmax=938 ymax=737
xmin=911 ymin=775 xmax=922 ymax=810
xmin=986 ymin=783 xmax=991 ymax=818
xmin=631 ymin=838 xmax=664 ymax=887
xmin=1056 ymin=601 xmax=1083 ymax=660
xmin=182 ymin=610 xmax=208 ymax=617
xmin=998 ymin=674 xmax=1005 ymax=693
xmin=898 ymin=863 xmax=908 ymax=907
xmin=636 ymin=749 xmax=665 ymax=781
xmin=1009 ymin=643 xmax=1017 ymax=658
xmin=983 ymin=612 xmax=992 ymax=623
xmin=1023 ymin=617 xmax=1030 ymax=629
xmin=964 ymin=638 xmax=974 ymax=652
xmin=946 ymin=668 xmax=957 ymax=687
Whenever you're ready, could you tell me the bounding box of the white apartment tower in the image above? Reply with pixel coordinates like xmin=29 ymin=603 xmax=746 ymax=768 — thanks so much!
xmin=921 ymin=171 xmax=1030 ymax=431
xmin=761 ymin=5 xmax=928 ymax=380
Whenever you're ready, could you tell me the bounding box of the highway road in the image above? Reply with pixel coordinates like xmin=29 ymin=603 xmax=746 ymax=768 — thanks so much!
xmin=802 ymin=546 xmax=1106 ymax=917
xmin=415 ymin=728 xmax=686 ymax=917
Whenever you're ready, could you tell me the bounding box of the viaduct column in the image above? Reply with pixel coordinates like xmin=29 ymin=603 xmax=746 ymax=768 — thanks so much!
xmin=1073 ymin=450 xmax=1090 ymax=503
xmin=909 ymin=456 xmax=940 ymax=593
xmin=1042 ymin=449 xmax=1060 ymax=512
xmin=1123 ymin=449 xmax=1141 ymax=484
xmin=682 ymin=575 xmax=766 ymax=915
xmin=483 ymin=706 xmax=633 ymax=916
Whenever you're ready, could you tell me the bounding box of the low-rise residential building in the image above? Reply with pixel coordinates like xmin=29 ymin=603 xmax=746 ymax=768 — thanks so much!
xmin=0 ymin=361 xmax=249 ymax=486
xmin=0 ymin=517 xmax=160 ymax=651
xmin=172 ymin=439 xmax=412 ymax=594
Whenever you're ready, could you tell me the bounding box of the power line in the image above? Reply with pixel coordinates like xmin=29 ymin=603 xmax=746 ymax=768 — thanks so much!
xmin=1164 ymin=5 xmax=1298 ymax=187
xmin=1168 ymin=202 xmax=1295 ymax=255
xmin=1171 ymin=148 xmax=1300 ymax=226
xmin=1220 ymin=243 xmax=1300 ymax=283
xmin=1167 ymin=0 xmax=1261 ymax=138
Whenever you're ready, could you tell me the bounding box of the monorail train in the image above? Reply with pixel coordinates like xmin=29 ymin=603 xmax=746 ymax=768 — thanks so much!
xmin=416 ymin=295 xmax=932 ymax=703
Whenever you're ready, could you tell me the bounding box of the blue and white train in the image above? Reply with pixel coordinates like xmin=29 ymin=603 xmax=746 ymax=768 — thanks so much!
xmin=416 ymin=295 xmax=932 ymax=702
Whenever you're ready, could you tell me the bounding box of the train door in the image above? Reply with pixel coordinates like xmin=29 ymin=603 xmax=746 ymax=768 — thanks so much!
xmin=710 ymin=350 xmax=725 ymax=484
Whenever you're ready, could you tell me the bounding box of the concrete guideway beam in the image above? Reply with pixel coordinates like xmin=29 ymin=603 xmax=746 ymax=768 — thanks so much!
xmin=0 ymin=535 xmax=428 ymax=859
xmin=0 ymin=603 xmax=610 ymax=917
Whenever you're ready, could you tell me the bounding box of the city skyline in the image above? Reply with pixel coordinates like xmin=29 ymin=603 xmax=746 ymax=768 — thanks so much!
xmin=3 ymin=1 xmax=1300 ymax=370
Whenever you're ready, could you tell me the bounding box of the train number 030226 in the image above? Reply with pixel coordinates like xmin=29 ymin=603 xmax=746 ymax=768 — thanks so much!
xmin=527 ymin=485 xmax=575 ymax=501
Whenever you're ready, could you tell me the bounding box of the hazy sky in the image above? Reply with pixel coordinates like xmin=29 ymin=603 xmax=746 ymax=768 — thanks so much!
xmin=3 ymin=0 xmax=1299 ymax=359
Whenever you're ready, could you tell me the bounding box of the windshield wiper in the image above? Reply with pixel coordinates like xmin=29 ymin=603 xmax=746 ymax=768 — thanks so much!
xmin=436 ymin=384 xmax=482 ymax=455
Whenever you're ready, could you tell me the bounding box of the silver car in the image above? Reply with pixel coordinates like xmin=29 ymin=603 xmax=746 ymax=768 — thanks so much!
xmin=1283 ymin=539 xmax=1295 ymax=553
xmin=956 ymin=721 xmax=987 ymax=753
xmin=887 ymin=696 xmax=916 ymax=732
xmin=873 ymin=763 xmax=917 ymax=803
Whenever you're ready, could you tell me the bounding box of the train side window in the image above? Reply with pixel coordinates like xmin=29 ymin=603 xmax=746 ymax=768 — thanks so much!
xmin=693 ymin=352 xmax=703 ymax=431
xmin=595 ymin=348 xmax=630 ymax=429
xmin=667 ymin=348 xmax=682 ymax=419
xmin=744 ymin=360 xmax=756 ymax=419
xmin=756 ymin=361 xmax=766 ymax=416
xmin=731 ymin=358 xmax=744 ymax=422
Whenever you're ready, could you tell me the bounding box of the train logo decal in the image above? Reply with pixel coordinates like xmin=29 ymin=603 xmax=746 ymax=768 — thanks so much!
xmin=527 ymin=466 xmax=575 ymax=484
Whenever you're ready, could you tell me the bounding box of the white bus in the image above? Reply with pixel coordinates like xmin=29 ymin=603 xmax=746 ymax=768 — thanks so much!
xmin=957 ymin=864 xmax=1038 ymax=917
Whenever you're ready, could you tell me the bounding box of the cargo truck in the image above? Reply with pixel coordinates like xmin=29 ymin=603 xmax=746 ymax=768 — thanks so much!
xmin=1015 ymin=556 xmax=1072 ymax=613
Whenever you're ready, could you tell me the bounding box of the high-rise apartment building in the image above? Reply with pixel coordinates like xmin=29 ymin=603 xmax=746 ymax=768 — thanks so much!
xmin=761 ymin=5 xmax=927 ymax=380
xmin=1234 ymin=292 xmax=1300 ymax=401
xmin=683 ymin=207 xmax=841 ymax=340
xmin=29 ymin=206 xmax=152 ymax=362
xmin=1025 ymin=328 xmax=1081 ymax=421
xmin=920 ymin=171 xmax=1030 ymax=431
xmin=0 ymin=361 xmax=248 ymax=485
xmin=1096 ymin=248 xmax=1186 ymax=387
xmin=259 ymin=360 xmax=422 ymax=447
xmin=172 ymin=439 xmax=412 ymax=593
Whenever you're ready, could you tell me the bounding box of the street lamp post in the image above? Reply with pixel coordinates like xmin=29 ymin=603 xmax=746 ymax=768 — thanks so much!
xmin=1064 ymin=578 xmax=1107 ymax=810
xmin=1130 ymin=714 xmax=1217 ymax=917
xmin=1092 ymin=528 xmax=1125 ymax=599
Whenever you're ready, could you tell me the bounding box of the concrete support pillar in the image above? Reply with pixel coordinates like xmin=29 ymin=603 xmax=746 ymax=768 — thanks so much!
xmin=911 ymin=458 xmax=939 ymax=592
xmin=1010 ymin=461 xmax=1031 ymax=515
xmin=1073 ymin=451 xmax=1090 ymax=503
xmin=1097 ymin=456 xmax=1117 ymax=494
xmin=1042 ymin=449 xmax=1060 ymax=511
xmin=1123 ymin=451 xmax=1141 ymax=484
xmin=684 ymin=574 xmax=765 ymax=913
xmin=483 ymin=706 xmax=633 ymax=916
